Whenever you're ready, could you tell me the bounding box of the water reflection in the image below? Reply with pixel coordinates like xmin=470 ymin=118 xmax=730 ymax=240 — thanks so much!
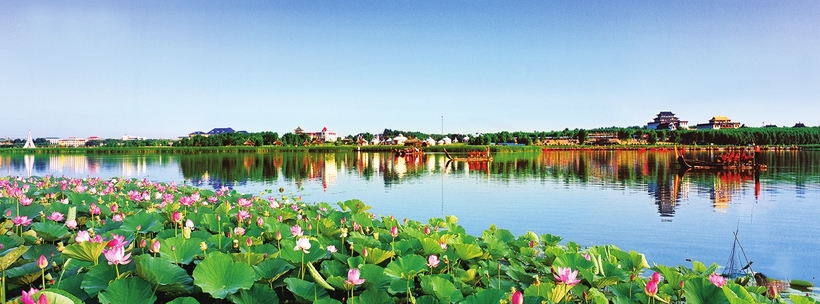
xmin=2 ymin=150 xmax=819 ymax=219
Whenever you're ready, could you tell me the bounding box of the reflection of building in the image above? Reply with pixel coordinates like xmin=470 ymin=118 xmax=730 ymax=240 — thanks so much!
xmin=646 ymin=111 xmax=689 ymax=130
xmin=49 ymin=155 xmax=89 ymax=173
xmin=696 ymin=116 xmax=741 ymax=130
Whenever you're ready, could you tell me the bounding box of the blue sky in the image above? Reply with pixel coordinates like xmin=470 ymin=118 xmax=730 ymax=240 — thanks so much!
xmin=2 ymin=1 xmax=818 ymax=139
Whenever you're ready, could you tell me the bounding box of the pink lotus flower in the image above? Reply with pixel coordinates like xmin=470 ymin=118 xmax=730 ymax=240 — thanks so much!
xmin=427 ymin=255 xmax=440 ymax=268
xmin=20 ymin=288 xmax=47 ymax=304
xmin=110 ymin=204 xmax=118 ymax=213
xmin=327 ymin=245 xmax=337 ymax=253
xmin=511 ymin=290 xmax=523 ymax=304
xmin=344 ymin=268 xmax=366 ymax=286
xmin=185 ymin=219 xmax=195 ymax=229
xmin=233 ymin=227 xmax=245 ymax=236
xmin=111 ymin=213 xmax=124 ymax=222
xmin=20 ymin=196 xmax=33 ymax=206
xmin=256 ymin=217 xmax=264 ymax=227
xmin=75 ymin=230 xmax=91 ymax=243
xmin=12 ymin=216 xmax=32 ymax=227
xmin=390 ymin=226 xmax=398 ymax=237
xmin=237 ymin=198 xmax=253 ymax=208
xmin=582 ymin=253 xmax=591 ymax=261
xmin=172 ymin=211 xmax=182 ymax=223
xmin=104 ymin=245 xmax=132 ymax=265
xmin=291 ymin=225 xmax=303 ymax=237
xmin=553 ymin=266 xmax=581 ymax=286
xmin=709 ymin=273 xmax=727 ymax=288
xmin=89 ymin=203 xmax=100 ymax=215
xmin=106 ymin=234 xmax=126 ymax=248
xmin=237 ymin=210 xmax=251 ymax=222
xmin=294 ymin=237 xmax=311 ymax=253
xmin=65 ymin=219 xmax=77 ymax=229
xmin=47 ymin=212 xmax=65 ymax=222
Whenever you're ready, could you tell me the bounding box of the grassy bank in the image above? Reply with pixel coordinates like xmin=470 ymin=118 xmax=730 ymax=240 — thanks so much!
xmin=0 ymin=143 xmax=812 ymax=155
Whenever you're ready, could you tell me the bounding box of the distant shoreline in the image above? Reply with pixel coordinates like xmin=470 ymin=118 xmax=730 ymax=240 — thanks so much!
xmin=0 ymin=143 xmax=817 ymax=154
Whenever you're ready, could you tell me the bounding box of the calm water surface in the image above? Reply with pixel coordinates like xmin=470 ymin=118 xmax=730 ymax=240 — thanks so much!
xmin=1 ymin=150 xmax=819 ymax=282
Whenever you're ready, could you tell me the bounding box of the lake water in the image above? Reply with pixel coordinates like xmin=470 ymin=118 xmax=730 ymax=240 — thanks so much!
xmin=1 ymin=149 xmax=818 ymax=283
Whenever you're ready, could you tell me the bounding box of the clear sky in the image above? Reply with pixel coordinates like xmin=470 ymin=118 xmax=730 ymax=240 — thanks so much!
xmin=2 ymin=1 xmax=818 ymax=139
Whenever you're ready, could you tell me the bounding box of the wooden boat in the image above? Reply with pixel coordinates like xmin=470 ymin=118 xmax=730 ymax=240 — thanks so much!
xmin=675 ymin=147 xmax=766 ymax=171
xmin=443 ymin=147 xmax=492 ymax=162
xmin=392 ymin=147 xmax=424 ymax=157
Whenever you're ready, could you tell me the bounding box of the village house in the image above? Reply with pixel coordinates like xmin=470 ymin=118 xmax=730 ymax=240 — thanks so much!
xmin=294 ymin=126 xmax=338 ymax=143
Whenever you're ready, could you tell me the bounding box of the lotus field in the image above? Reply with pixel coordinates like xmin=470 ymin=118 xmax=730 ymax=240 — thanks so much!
xmin=0 ymin=176 xmax=816 ymax=304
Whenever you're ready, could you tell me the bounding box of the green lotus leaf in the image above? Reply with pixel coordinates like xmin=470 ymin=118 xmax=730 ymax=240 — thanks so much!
xmin=193 ymin=251 xmax=257 ymax=299
xmin=337 ymin=199 xmax=371 ymax=214
xmin=318 ymin=258 xmax=346 ymax=278
xmin=723 ymin=283 xmax=755 ymax=303
xmin=61 ymin=241 xmax=105 ymax=264
xmin=314 ymin=298 xmax=343 ymax=304
xmin=80 ymin=264 xmax=118 ymax=296
xmin=279 ymin=239 xmax=325 ymax=264
xmin=166 ymin=297 xmax=201 ymax=304
xmin=18 ymin=204 xmax=46 ymax=219
xmin=121 ymin=211 xmax=165 ymax=234
xmin=228 ymin=283 xmax=281 ymax=304
xmin=388 ymin=278 xmax=412 ymax=295
xmin=359 ymin=263 xmax=392 ymax=290
xmin=0 ymin=245 xmax=28 ymax=271
xmin=384 ymin=254 xmax=426 ymax=280
xmin=363 ymin=246 xmax=395 ymax=265
xmin=461 ymin=288 xmax=506 ymax=304
xmin=420 ymin=238 xmax=444 ymax=255
xmin=358 ymin=287 xmax=393 ymax=304
xmin=0 ymin=235 xmax=25 ymax=256
xmin=5 ymin=261 xmax=40 ymax=278
xmin=421 ymin=275 xmax=463 ymax=302
xmin=133 ymin=255 xmax=194 ymax=295
xmin=284 ymin=277 xmax=330 ymax=302
xmin=452 ymin=243 xmax=483 ymax=260
xmin=351 ymin=213 xmax=373 ymax=227
xmin=97 ymin=276 xmax=157 ymax=304
xmin=160 ymin=237 xmax=204 ymax=265
xmin=683 ymin=277 xmax=729 ymax=304
xmin=53 ymin=272 xmax=90 ymax=302
xmin=31 ymin=222 xmax=70 ymax=241
xmin=232 ymin=252 xmax=266 ymax=266
xmin=790 ymin=294 xmax=820 ymax=304
xmin=252 ymin=257 xmax=294 ymax=280
xmin=24 ymin=289 xmax=84 ymax=304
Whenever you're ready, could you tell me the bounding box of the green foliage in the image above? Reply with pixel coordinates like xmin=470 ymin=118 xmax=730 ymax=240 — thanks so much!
xmin=0 ymin=175 xmax=810 ymax=303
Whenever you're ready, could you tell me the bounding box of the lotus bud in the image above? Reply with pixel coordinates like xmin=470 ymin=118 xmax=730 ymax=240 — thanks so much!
xmin=185 ymin=219 xmax=194 ymax=229
xmin=276 ymin=231 xmax=282 ymax=241
xmin=140 ymin=239 xmax=146 ymax=248
xmin=37 ymin=254 xmax=48 ymax=269
xmin=110 ymin=204 xmax=118 ymax=213
xmin=246 ymin=238 xmax=252 ymax=247
xmin=257 ymin=217 xmax=264 ymax=227
xmin=233 ymin=239 xmax=239 ymax=249
xmin=362 ymin=248 xmax=368 ymax=257
xmin=151 ymin=240 xmax=161 ymax=253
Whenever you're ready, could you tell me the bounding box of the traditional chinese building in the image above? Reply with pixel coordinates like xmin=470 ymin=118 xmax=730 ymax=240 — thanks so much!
xmin=695 ymin=116 xmax=741 ymax=130
xmin=646 ymin=111 xmax=689 ymax=130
